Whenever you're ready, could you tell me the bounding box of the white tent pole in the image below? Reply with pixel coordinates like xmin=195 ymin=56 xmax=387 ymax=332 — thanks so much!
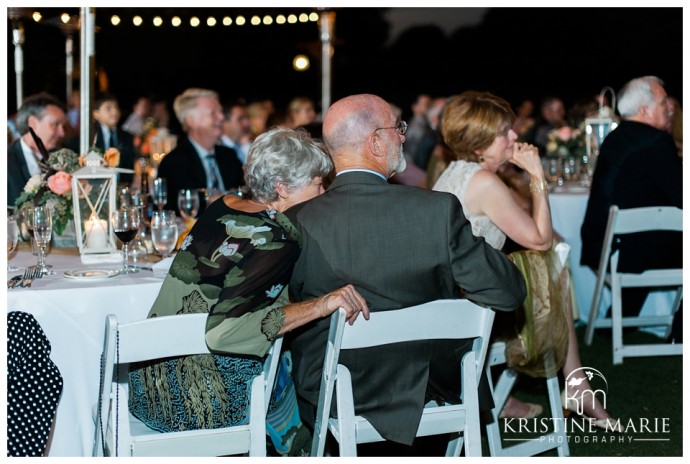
xmin=319 ymin=11 xmax=335 ymax=113
xmin=66 ymin=32 xmax=74 ymax=106
xmin=80 ymin=7 xmax=96 ymax=154
xmin=12 ymin=22 xmax=25 ymax=109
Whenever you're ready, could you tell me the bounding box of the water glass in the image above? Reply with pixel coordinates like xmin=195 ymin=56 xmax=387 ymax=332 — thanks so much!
xmin=151 ymin=177 xmax=168 ymax=211
xmin=151 ymin=210 xmax=179 ymax=258
xmin=31 ymin=206 xmax=55 ymax=275
xmin=177 ymin=189 xmax=200 ymax=221
xmin=7 ymin=216 xmax=19 ymax=271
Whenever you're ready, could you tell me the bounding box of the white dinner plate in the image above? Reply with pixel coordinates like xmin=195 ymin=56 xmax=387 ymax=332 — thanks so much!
xmin=64 ymin=269 xmax=120 ymax=280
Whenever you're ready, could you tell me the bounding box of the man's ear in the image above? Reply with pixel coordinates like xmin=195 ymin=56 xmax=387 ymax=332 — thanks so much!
xmin=368 ymin=133 xmax=383 ymax=158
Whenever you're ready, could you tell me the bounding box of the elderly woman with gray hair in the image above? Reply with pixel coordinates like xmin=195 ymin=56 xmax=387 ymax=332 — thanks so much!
xmin=129 ymin=127 xmax=369 ymax=455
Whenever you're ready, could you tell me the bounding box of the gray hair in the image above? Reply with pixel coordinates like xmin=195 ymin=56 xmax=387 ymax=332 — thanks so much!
xmin=242 ymin=127 xmax=333 ymax=203
xmin=617 ymin=76 xmax=664 ymax=119
xmin=173 ymin=88 xmax=219 ymax=131
xmin=16 ymin=93 xmax=66 ymax=135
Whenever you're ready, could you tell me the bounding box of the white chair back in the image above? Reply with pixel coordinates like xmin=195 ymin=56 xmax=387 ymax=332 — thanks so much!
xmin=311 ymin=299 xmax=495 ymax=457
xmin=584 ymin=205 xmax=683 ymax=364
xmin=93 ymin=313 xmax=282 ymax=457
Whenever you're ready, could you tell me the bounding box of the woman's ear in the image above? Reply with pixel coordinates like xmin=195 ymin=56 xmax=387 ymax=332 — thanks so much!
xmin=275 ymin=182 xmax=289 ymax=199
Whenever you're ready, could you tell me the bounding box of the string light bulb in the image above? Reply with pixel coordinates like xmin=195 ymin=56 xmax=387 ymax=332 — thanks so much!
xmin=32 ymin=11 xmax=42 ymax=22
xmin=236 ymin=16 xmax=246 ymax=26
xmin=132 ymin=16 xmax=143 ymax=26
xmin=263 ymin=15 xmax=273 ymax=25
xmin=223 ymin=16 xmax=233 ymax=26
xmin=111 ymin=15 xmax=121 ymax=26
xmin=207 ymin=17 xmax=217 ymax=27
xmin=61 ymin=13 xmax=71 ymax=24
xmin=293 ymin=54 xmax=310 ymax=71
xmin=171 ymin=16 xmax=182 ymax=27
xmin=153 ymin=16 xmax=163 ymax=27
xmin=276 ymin=15 xmax=286 ymax=25
xmin=190 ymin=16 xmax=200 ymax=27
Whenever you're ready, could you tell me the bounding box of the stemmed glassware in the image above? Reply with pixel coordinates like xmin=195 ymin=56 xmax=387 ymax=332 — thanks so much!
xmin=150 ymin=210 xmax=179 ymax=258
xmin=7 ymin=215 xmax=19 ymax=271
xmin=151 ymin=177 xmax=168 ymax=211
xmin=30 ymin=206 xmax=55 ymax=275
xmin=110 ymin=208 xmax=141 ymax=274
xmin=177 ymin=189 xmax=200 ymax=221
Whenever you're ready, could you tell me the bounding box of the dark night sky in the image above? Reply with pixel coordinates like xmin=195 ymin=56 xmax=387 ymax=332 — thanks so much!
xmin=5 ymin=6 xmax=684 ymax=123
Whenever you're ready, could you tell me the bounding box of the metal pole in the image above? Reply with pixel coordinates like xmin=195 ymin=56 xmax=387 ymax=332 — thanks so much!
xmin=80 ymin=7 xmax=96 ymax=154
xmin=319 ymin=11 xmax=335 ymax=113
xmin=12 ymin=21 xmax=25 ymax=109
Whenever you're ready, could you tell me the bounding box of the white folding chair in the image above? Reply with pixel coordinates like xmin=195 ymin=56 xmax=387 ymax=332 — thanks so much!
xmin=584 ymin=205 xmax=683 ymax=364
xmin=484 ymin=242 xmax=571 ymax=457
xmin=92 ymin=313 xmax=283 ymax=457
xmin=311 ymin=299 xmax=495 ymax=457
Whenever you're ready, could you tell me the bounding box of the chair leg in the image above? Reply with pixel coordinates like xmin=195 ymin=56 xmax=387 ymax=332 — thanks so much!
xmin=611 ymin=276 xmax=624 ymax=365
xmin=335 ymin=366 xmax=358 ymax=457
xmin=459 ymin=352 xmax=481 ymax=457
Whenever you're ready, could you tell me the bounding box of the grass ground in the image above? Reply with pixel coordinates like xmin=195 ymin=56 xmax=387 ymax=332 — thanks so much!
xmin=351 ymin=326 xmax=683 ymax=457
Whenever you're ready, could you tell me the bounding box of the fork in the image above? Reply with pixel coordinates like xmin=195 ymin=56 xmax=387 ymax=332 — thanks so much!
xmin=11 ymin=268 xmax=33 ymax=289
xmin=20 ymin=268 xmax=41 ymax=288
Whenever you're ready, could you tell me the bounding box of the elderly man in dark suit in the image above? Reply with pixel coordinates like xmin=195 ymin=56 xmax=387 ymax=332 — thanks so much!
xmin=7 ymin=93 xmax=67 ymax=206
xmin=285 ymin=93 xmax=526 ymax=447
xmin=157 ymin=88 xmax=243 ymax=213
xmin=581 ymin=76 xmax=682 ymax=341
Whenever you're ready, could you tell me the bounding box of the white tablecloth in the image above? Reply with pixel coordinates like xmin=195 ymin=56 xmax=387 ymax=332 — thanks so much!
xmin=549 ymin=188 xmax=675 ymax=330
xmin=7 ymin=251 xmax=164 ymax=456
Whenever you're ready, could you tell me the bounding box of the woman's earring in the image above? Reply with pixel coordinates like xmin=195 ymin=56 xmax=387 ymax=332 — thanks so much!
xmin=478 ymin=156 xmax=485 ymax=162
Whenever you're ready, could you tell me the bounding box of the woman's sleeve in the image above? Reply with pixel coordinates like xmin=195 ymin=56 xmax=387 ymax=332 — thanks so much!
xmin=205 ymin=285 xmax=289 ymax=357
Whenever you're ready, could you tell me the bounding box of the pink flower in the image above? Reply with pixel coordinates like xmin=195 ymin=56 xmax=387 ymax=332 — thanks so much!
xmin=47 ymin=171 xmax=72 ymax=195
xmin=557 ymin=127 xmax=574 ymax=142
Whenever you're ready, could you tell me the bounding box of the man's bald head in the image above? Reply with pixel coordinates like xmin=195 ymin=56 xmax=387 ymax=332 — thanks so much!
xmin=322 ymin=94 xmax=401 ymax=175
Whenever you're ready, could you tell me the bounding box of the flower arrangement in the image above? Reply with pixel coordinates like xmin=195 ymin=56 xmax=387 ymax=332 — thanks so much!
xmin=15 ymin=148 xmax=81 ymax=235
xmin=545 ymin=126 xmax=586 ymax=158
xmin=14 ymin=133 xmax=121 ymax=236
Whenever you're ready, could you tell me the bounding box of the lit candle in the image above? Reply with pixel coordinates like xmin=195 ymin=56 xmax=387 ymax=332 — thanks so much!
xmin=85 ymin=215 xmax=108 ymax=250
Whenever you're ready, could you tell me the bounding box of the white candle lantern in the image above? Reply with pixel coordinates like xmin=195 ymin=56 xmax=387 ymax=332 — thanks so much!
xmin=583 ymin=86 xmax=619 ymax=181
xmin=71 ymin=153 xmax=118 ymax=255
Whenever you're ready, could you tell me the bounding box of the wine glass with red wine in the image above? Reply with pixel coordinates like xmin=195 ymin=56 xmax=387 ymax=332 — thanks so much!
xmin=110 ymin=208 xmax=141 ymax=274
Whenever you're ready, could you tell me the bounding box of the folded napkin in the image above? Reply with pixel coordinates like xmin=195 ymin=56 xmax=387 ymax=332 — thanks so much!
xmin=80 ymin=252 xmax=123 ymax=264
xmin=152 ymin=256 xmax=174 ymax=278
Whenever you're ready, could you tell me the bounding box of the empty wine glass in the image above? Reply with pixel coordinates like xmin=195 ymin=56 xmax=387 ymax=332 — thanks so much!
xmin=111 ymin=208 xmax=141 ymax=274
xmin=7 ymin=215 xmax=19 ymax=271
xmin=151 ymin=210 xmax=179 ymax=258
xmin=31 ymin=206 xmax=55 ymax=275
xmin=151 ymin=177 xmax=168 ymax=211
xmin=177 ymin=189 xmax=200 ymax=221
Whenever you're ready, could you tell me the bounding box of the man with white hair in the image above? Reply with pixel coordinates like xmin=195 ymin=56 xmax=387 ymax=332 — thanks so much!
xmin=580 ymin=75 xmax=682 ymax=341
xmin=157 ymin=88 xmax=244 ymax=213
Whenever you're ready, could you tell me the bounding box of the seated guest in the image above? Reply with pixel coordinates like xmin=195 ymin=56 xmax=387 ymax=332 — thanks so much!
xmin=286 ymin=93 xmax=526 ymax=447
xmin=286 ymin=96 xmax=317 ymax=129
xmin=66 ymin=92 xmax=135 ymax=183
xmin=129 ymin=127 xmax=368 ymax=456
xmin=7 ymin=93 xmax=67 ymax=205
xmin=7 ymin=311 xmax=64 ymax=456
xmin=220 ymin=100 xmax=252 ymax=164
xmin=157 ymin=88 xmax=244 ymax=213
xmin=581 ymin=76 xmax=682 ymax=342
xmin=433 ymin=91 xmax=619 ymax=428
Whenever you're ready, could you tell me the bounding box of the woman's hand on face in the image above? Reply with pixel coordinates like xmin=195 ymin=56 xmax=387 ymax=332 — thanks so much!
xmin=509 ymin=142 xmax=543 ymax=177
xmin=318 ymin=284 xmax=370 ymax=325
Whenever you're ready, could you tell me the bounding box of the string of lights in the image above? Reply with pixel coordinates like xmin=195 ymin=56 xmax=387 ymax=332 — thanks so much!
xmin=28 ymin=10 xmax=321 ymax=28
